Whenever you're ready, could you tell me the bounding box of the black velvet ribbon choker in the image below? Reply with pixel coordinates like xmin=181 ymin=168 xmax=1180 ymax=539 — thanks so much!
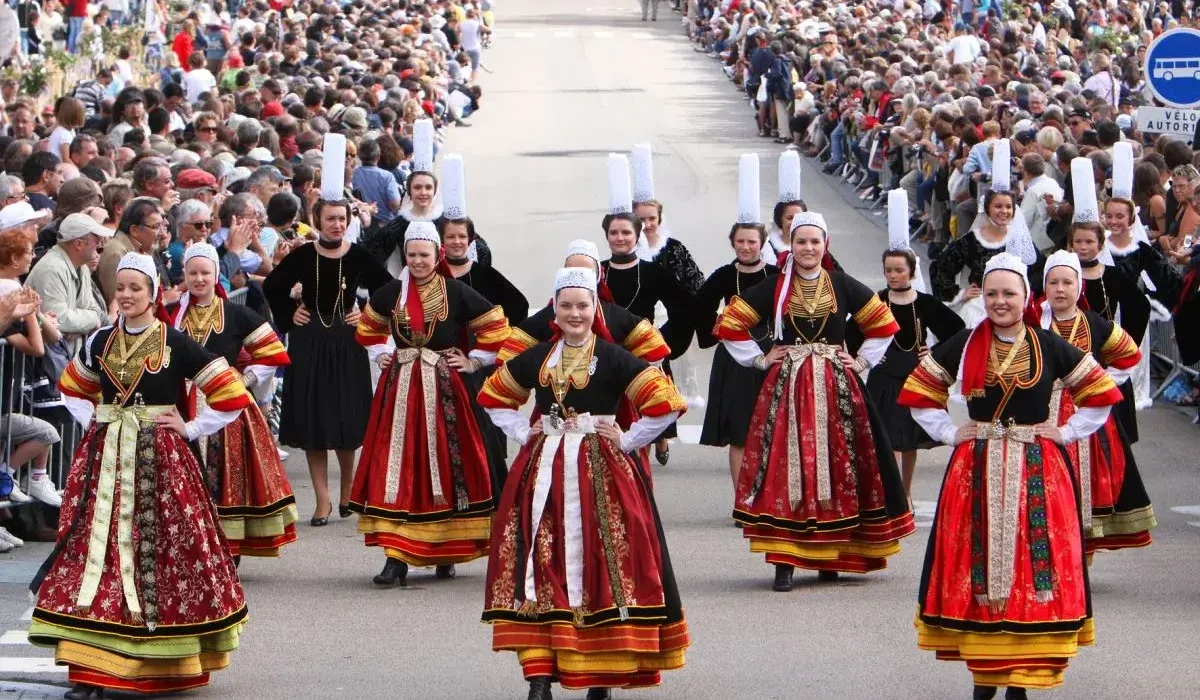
xmin=316 ymin=237 xmax=341 ymax=250
xmin=609 ymin=252 xmax=638 ymax=264
xmin=889 ymin=285 xmax=913 ymax=292
xmin=1079 ymin=258 xmax=1101 ymax=268
xmin=445 ymin=255 xmax=470 ymax=265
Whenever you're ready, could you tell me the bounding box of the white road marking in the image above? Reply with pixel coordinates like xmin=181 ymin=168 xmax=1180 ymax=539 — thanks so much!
xmin=676 ymin=425 xmax=702 ymax=445
xmin=514 ymin=31 xmax=535 ymax=38
xmin=0 ymin=630 xmax=28 ymax=645
xmin=912 ymin=500 xmax=938 ymax=528
xmin=553 ymin=30 xmax=576 ymax=38
xmin=593 ymin=30 xmax=614 ymax=39
xmin=1169 ymin=505 xmax=1200 ymax=527
xmin=19 ymin=607 xmax=32 ymax=622
xmin=631 ymin=32 xmax=653 ymax=40
xmin=0 ymin=657 xmax=61 ymax=673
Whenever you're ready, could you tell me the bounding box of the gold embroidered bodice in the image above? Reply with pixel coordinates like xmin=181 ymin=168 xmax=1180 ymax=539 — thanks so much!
xmin=1052 ymin=316 xmax=1089 ymax=352
xmin=101 ymin=322 xmax=167 ymax=394
xmin=182 ymin=300 xmax=224 ymax=346
xmin=539 ymin=338 xmax=595 ymax=397
xmin=986 ymin=336 xmax=1032 ymax=387
xmin=786 ymin=271 xmax=837 ymax=319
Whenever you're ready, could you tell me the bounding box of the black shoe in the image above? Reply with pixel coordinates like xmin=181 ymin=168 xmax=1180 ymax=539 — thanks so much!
xmin=310 ymin=504 xmax=332 ymax=527
xmin=1004 ymin=688 xmax=1028 ymax=700
xmin=64 ymin=685 xmax=102 ymax=700
xmin=817 ymin=570 xmax=839 ymax=582
xmin=972 ymin=685 xmax=997 ymax=700
xmin=233 ymin=555 xmax=241 ymax=568
xmin=373 ymin=558 xmax=408 ymax=586
xmin=339 ymin=504 xmax=352 ymax=518
xmin=435 ymin=564 xmax=456 ymax=580
xmin=655 ymin=442 xmax=669 ymax=466
xmin=586 ymin=689 xmax=612 ymax=700
xmin=822 ymin=162 xmax=842 ymax=174
xmin=772 ymin=564 xmax=794 ymax=592
xmin=527 ymin=677 xmax=553 ymax=700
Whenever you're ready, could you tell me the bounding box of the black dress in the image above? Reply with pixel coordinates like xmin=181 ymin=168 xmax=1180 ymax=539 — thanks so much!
xmin=851 ymin=291 xmax=965 ymax=451
xmin=453 ymin=262 xmax=528 ymax=471
xmin=1106 ymin=239 xmax=1182 ymax=308
xmin=638 ymin=235 xmax=706 ymax=297
xmin=930 ymin=231 xmax=1047 ymax=319
xmin=262 ymin=243 xmax=392 ymax=450
xmin=1082 ymin=264 xmax=1151 ymax=443
xmin=363 ymin=212 xmax=493 ymax=268
xmin=602 ymin=259 xmax=695 ymax=443
xmin=695 ymin=262 xmax=778 ymax=447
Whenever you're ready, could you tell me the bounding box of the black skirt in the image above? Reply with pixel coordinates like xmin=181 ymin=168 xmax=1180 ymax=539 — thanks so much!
xmin=864 ymin=364 xmax=938 ymax=452
xmin=460 ymin=365 xmax=509 ymax=494
xmin=1114 ymin=379 xmax=1138 ymax=444
xmin=279 ymin=321 xmax=373 ymax=450
xmin=700 ymin=344 xmax=767 ymax=447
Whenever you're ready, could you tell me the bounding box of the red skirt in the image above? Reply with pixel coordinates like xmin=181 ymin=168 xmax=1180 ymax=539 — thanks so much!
xmin=917 ymin=437 xmax=1092 ymax=689
xmin=482 ymin=429 xmax=688 ymax=690
xmin=734 ymin=353 xmax=914 ymax=573
xmin=202 ymin=402 xmax=298 ymax=557
xmin=29 ymin=419 xmax=246 ymax=693
xmin=1053 ymin=390 xmax=1155 ymax=554
xmin=349 ymin=352 xmax=495 ymax=565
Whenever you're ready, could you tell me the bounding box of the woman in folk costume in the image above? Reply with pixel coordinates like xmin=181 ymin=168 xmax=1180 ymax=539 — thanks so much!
xmin=630 ymin=143 xmax=707 ymax=445
xmin=600 ymin=154 xmax=694 ymax=466
xmin=714 ymin=210 xmax=915 ymax=592
xmin=696 ymin=155 xmax=779 ymax=486
xmin=898 ymin=253 xmax=1123 ymax=700
xmin=478 ymin=267 xmax=689 ymax=700
xmin=851 ymin=191 xmax=964 ymax=500
xmin=367 ymin=119 xmax=492 ymax=276
xmin=29 ymin=253 xmax=253 ymax=699
xmin=438 ymin=154 xmax=527 ymax=482
xmin=931 ymin=139 xmax=1043 ymax=327
xmin=173 ymin=243 xmax=297 ymax=561
xmin=350 ymin=221 xmax=511 ymax=587
xmin=766 ymin=151 xmax=807 ymax=265
xmin=500 ymin=239 xmax=670 ymax=436
xmin=262 ymin=135 xmax=393 ymax=527
xmin=1069 ymin=154 xmax=1151 ymax=443
xmin=1036 ymin=250 xmax=1155 ymax=555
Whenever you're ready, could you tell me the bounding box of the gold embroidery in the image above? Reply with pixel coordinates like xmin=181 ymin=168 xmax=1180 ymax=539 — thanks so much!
xmin=182 ymin=300 xmax=224 ymax=346
xmin=391 ymin=276 xmax=450 ymax=346
xmin=537 ymin=337 xmax=596 ymax=398
xmin=99 ymin=322 xmax=166 ymax=400
xmin=1052 ymin=315 xmax=1091 ymax=352
xmin=786 ymin=270 xmax=837 ymax=318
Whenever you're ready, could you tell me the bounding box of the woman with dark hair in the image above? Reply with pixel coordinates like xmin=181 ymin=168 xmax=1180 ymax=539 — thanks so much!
xmin=697 ymin=220 xmax=778 ymax=486
xmin=350 ymin=222 xmax=510 ymax=587
xmin=31 ymin=252 xmax=253 ymax=699
xmin=262 ymin=197 xmax=392 ymax=527
xmin=854 ymin=200 xmax=964 ymax=499
xmin=1131 ymin=162 xmax=1167 ymax=236
xmin=715 ymin=210 xmax=913 ymax=592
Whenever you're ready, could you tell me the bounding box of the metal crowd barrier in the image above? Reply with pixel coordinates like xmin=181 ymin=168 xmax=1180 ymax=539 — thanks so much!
xmin=1149 ymin=319 xmax=1199 ymax=399
xmin=0 ymin=338 xmax=81 ymax=511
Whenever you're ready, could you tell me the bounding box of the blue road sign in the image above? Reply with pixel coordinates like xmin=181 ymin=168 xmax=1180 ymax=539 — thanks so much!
xmin=1145 ymin=28 xmax=1200 ymax=109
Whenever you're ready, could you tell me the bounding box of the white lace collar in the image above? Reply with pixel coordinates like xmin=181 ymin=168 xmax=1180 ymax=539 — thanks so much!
xmin=635 ymin=226 xmax=673 ymax=262
xmin=1105 ymin=236 xmax=1138 ymax=256
xmin=399 ymin=200 xmax=444 ymax=223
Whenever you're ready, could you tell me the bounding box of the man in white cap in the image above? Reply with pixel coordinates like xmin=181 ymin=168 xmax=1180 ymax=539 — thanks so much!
xmin=24 ymin=212 xmax=115 ymax=356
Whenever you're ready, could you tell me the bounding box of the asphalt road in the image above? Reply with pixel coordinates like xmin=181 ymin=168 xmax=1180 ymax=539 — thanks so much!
xmin=2 ymin=2 xmax=1200 ymax=699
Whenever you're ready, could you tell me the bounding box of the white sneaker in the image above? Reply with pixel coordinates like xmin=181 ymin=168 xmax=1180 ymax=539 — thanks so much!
xmin=0 ymin=539 xmax=12 ymax=553
xmin=0 ymin=527 xmax=24 ymax=547
xmin=4 ymin=483 xmax=34 ymax=504
xmin=277 ymin=448 xmax=290 ymax=461
xmin=27 ymin=477 xmax=62 ymax=508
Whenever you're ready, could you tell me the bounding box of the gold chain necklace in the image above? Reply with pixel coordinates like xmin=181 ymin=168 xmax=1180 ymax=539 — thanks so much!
xmin=314 ymin=249 xmax=347 ymax=328
xmin=887 ymin=296 xmax=923 ymax=353
xmin=604 ymin=261 xmax=641 ymax=310
xmin=551 ymin=337 xmax=594 ymax=408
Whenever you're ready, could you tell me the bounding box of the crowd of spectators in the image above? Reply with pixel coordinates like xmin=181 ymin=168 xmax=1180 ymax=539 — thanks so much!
xmin=0 ymin=0 xmax=492 ymax=547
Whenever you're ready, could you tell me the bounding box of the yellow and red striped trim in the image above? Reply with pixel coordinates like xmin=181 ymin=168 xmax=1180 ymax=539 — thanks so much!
xmin=626 ymin=367 xmax=686 ymax=418
xmin=498 ymin=327 xmax=539 ymax=364
xmin=623 ymin=319 xmax=670 ymax=362
xmin=898 ymin=354 xmax=954 ymax=410
xmin=59 ymin=358 xmax=102 ymax=404
xmin=1099 ymin=324 xmax=1140 ymax=371
xmin=478 ymin=364 xmax=531 ymax=410
xmin=1063 ymin=355 xmax=1122 ymax=408
xmin=468 ymin=305 xmax=511 ymax=353
xmin=194 ymin=358 xmax=253 ymax=412
xmin=852 ymin=293 xmax=901 ymax=338
xmin=243 ymin=323 xmax=289 ymax=366
xmin=355 ymin=303 xmax=391 ymax=346
xmin=714 ymin=296 xmax=761 ymax=342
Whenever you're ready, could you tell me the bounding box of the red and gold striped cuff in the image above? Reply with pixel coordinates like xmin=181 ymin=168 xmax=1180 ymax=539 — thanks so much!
xmin=1100 ymin=324 xmax=1140 ymax=371
xmin=497 ymin=327 xmax=538 ymax=364
xmin=898 ymin=354 xmax=953 ymax=410
xmin=355 ymin=303 xmax=391 ymax=346
xmin=468 ymin=306 xmax=511 ymax=353
xmin=478 ymin=365 xmax=530 ymax=410
xmin=626 ymin=367 xmax=687 ymax=417
xmin=714 ymin=296 xmax=761 ymax=342
xmin=1064 ymin=355 xmax=1123 ymax=408
xmin=59 ymin=358 xmax=101 ymax=403
xmin=623 ymin=319 xmax=670 ymax=362
xmin=195 ymin=358 xmax=253 ymax=412
xmin=852 ymin=293 xmax=900 ymax=338
xmin=244 ymin=323 xmax=290 ymax=366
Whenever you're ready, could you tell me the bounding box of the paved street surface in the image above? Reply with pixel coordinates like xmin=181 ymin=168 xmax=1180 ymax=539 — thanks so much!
xmin=3 ymin=2 xmax=1200 ymax=698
